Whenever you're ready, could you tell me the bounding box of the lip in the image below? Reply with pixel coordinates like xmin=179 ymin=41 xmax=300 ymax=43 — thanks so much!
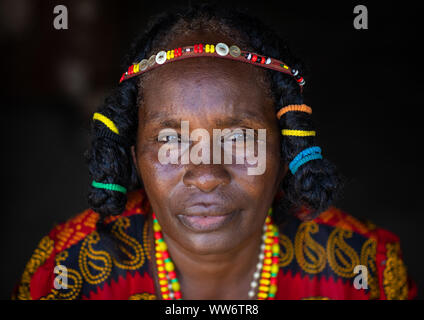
xmin=182 ymin=203 xmax=231 ymax=216
xmin=177 ymin=209 xmax=239 ymax=232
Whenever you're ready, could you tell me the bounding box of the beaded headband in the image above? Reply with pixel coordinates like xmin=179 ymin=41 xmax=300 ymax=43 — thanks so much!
xmin=93 ymin=44 xmax=311 ymax=192
xmin=119 ymin=43 xmax=305 ymax=91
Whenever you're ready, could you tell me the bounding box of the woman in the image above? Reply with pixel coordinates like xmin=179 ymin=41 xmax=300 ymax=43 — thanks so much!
xmin=13 ymin=4 xmax=416 ymax=300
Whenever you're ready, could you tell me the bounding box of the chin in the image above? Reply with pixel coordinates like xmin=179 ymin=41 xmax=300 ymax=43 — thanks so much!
xmin=182 ymin=230 xmax=245 ymax=255
xmin=172 ymin=208 xmax=244 ymax=253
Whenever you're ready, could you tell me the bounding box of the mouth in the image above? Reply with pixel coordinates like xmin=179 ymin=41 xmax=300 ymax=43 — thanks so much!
xmin=176 ymin=209 xmax=239 ymax=232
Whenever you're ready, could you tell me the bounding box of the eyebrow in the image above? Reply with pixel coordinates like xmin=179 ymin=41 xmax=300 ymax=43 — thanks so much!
xmin=146 ymin=109 xmax=269 ymax=129
xmin=214 ymin=115 xmax=265 ymax=128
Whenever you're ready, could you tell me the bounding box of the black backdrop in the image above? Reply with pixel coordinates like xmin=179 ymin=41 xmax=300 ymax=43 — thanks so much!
xmin=1 ymin=0 xmax=423 ymax=299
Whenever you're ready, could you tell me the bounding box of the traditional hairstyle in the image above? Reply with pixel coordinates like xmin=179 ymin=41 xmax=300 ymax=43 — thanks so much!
xmin=86 ymin=3 xmax=342 ymax=223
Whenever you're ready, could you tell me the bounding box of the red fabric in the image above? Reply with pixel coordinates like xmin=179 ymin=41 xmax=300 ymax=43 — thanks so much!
xmin=83 ymin=271 xmax=155 ymax=300
xmin=275 ymin=269 xmax=369 ymax=300
xmin=30 ymin=253 xmax=56 ymax=300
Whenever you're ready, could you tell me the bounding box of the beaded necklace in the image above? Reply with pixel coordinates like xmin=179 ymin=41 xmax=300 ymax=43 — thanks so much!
xmin=152 ymin=209 xmax=280 ymax=300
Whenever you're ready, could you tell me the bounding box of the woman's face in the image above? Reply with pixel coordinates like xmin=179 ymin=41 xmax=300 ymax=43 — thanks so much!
xmin=133 ymin=32 xmax=285 ymax=255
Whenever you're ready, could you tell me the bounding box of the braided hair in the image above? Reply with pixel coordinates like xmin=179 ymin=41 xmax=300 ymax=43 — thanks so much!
xmin=86 ymin=3 xmax=342 ymax=224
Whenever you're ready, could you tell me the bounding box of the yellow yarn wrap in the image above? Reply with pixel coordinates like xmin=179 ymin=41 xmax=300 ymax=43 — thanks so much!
xmin=93 ymin=113 xmax=120 ymax=135
xmin=281 ymin=129 xmax=316 ymax=137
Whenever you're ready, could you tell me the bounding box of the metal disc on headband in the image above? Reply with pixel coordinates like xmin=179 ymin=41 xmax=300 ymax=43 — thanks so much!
xmin=148 ymin=54 xmax=156 ymax=67
xmin=229 ymin=45 xmax=241 ymax=57
xmin=139 ymin=59 xmax=148 ymax=71
xmin=155 ymin=51 xmax=167 ymax=64
xmin=216 ymin=43 xmax=229 ymax=56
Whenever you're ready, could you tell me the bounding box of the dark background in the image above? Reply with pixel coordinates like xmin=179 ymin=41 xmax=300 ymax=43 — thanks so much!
xmin=1 ymin=0 xmax=423 ymax=299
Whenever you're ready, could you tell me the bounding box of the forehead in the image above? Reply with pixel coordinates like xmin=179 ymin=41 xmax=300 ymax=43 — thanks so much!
xmin=140 ymin=57 xmax=275 ymax=125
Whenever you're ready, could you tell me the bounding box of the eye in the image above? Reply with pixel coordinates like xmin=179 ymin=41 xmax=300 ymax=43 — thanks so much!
xmin=223 ymin=130 xmax=245 ymax=143
xmin=158 ymin=133 xmax=180 ymax=143
xmin=222 ymin=129 xmax=257 ymax=143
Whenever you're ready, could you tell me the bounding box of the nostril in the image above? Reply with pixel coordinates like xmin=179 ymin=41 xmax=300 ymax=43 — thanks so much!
xmin=182 ymin=165 xmax=231 ymax=192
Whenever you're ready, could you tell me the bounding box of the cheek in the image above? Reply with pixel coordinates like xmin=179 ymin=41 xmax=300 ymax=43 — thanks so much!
xmin=137 ymin=147 xmax=183 ymax=202
xmin=227 ymin=140 xmax=282 ymax=205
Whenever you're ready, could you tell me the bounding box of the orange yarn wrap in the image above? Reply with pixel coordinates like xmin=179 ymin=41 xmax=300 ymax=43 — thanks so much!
xmin=276 ymin=104 xmax=312 ymax=120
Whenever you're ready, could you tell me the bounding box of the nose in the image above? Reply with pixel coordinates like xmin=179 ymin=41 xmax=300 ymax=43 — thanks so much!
xmin=183 ymin=164 xmax=231 ymax=192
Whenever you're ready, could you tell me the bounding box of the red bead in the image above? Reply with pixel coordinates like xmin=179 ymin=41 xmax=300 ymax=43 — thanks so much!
xmin=162 ymin=251 xmax=169 ymax=259
xmin=270 ymin=278 xmax=277 ymax=285
xmin=194 ymin=44 xmax=198 ymax=53
xmin=199 ymin=43 xmax=203 ymax=53
xmin=178 ymin=47 xmax=182 ymax=56
xmin=272 ymin=257 xmax=279 ymax=264
xmin=168 ymin=271 xmax=177 ymax=279
xmin=251 ymin=55 xmax=257 ymax=62
xmin=127 ymin=65 xmax=134 ymax=75
xmin=297 ymin=77 xmax=304 ymax=83
xmin=174 ymin=48 xmax=178 ymax=56
xmin=119 ymin=75 xmax=125 ymax=83
xmin=174 ymin=291 xmax=182 ymax=299
xmin=261 ymin=57 xmax=266 ymax=64
xmin=154 ymin=232 xmax=161 ymax=240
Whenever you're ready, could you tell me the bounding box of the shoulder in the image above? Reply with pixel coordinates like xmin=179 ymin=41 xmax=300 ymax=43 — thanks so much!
xmin=48 ymin=188 xmax=149 ymax=253
xmin=12 ymin=189 xmax=153 ymax=300
xmin=277 ymin=206 xmax=417 ymax=300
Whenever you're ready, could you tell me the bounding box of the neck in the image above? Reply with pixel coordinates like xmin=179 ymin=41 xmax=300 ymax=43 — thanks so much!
xmin=149 ymin=215 xmax=264 ymax=300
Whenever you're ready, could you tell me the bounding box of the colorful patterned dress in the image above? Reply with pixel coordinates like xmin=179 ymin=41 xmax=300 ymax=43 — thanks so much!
xmin=12 ymin=189 xmax=417 ymax=300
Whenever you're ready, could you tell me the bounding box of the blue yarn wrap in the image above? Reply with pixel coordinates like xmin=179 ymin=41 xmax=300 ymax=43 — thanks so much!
xmin=289 ymin=146 xmax=322 ymax=174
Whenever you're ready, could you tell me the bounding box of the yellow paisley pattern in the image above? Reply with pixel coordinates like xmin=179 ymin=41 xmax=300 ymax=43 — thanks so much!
xmin=294 ymin=221 xmax=326 ymax=274
xmin=41 ymin=251 xmax=83 ymax=300
xmin=326 ymin=228 xmax=360 ymax=278
xmin=278 ymin=233 xmax=294 ymax=267
xmin=128 ymin=292 xmax=157 ymax=300
xmin=383 ymin=242 xmax=408 ymax=300
xmin=110 ymin=217 xmax=145 ymax=270
xmin=13 ymin=236 xmax=54 ymax=300
xmin=143 ymin=220 xmax=151 ymax=261
xmin=360 ymin=238 xmax=379 ymax=299
xmin=78 ymin=231 xmax=112 ymax=285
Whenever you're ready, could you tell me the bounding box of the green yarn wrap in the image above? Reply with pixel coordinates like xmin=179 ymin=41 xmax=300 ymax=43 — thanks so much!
xmin=91 ymin=180 xmax=127 ymax=194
